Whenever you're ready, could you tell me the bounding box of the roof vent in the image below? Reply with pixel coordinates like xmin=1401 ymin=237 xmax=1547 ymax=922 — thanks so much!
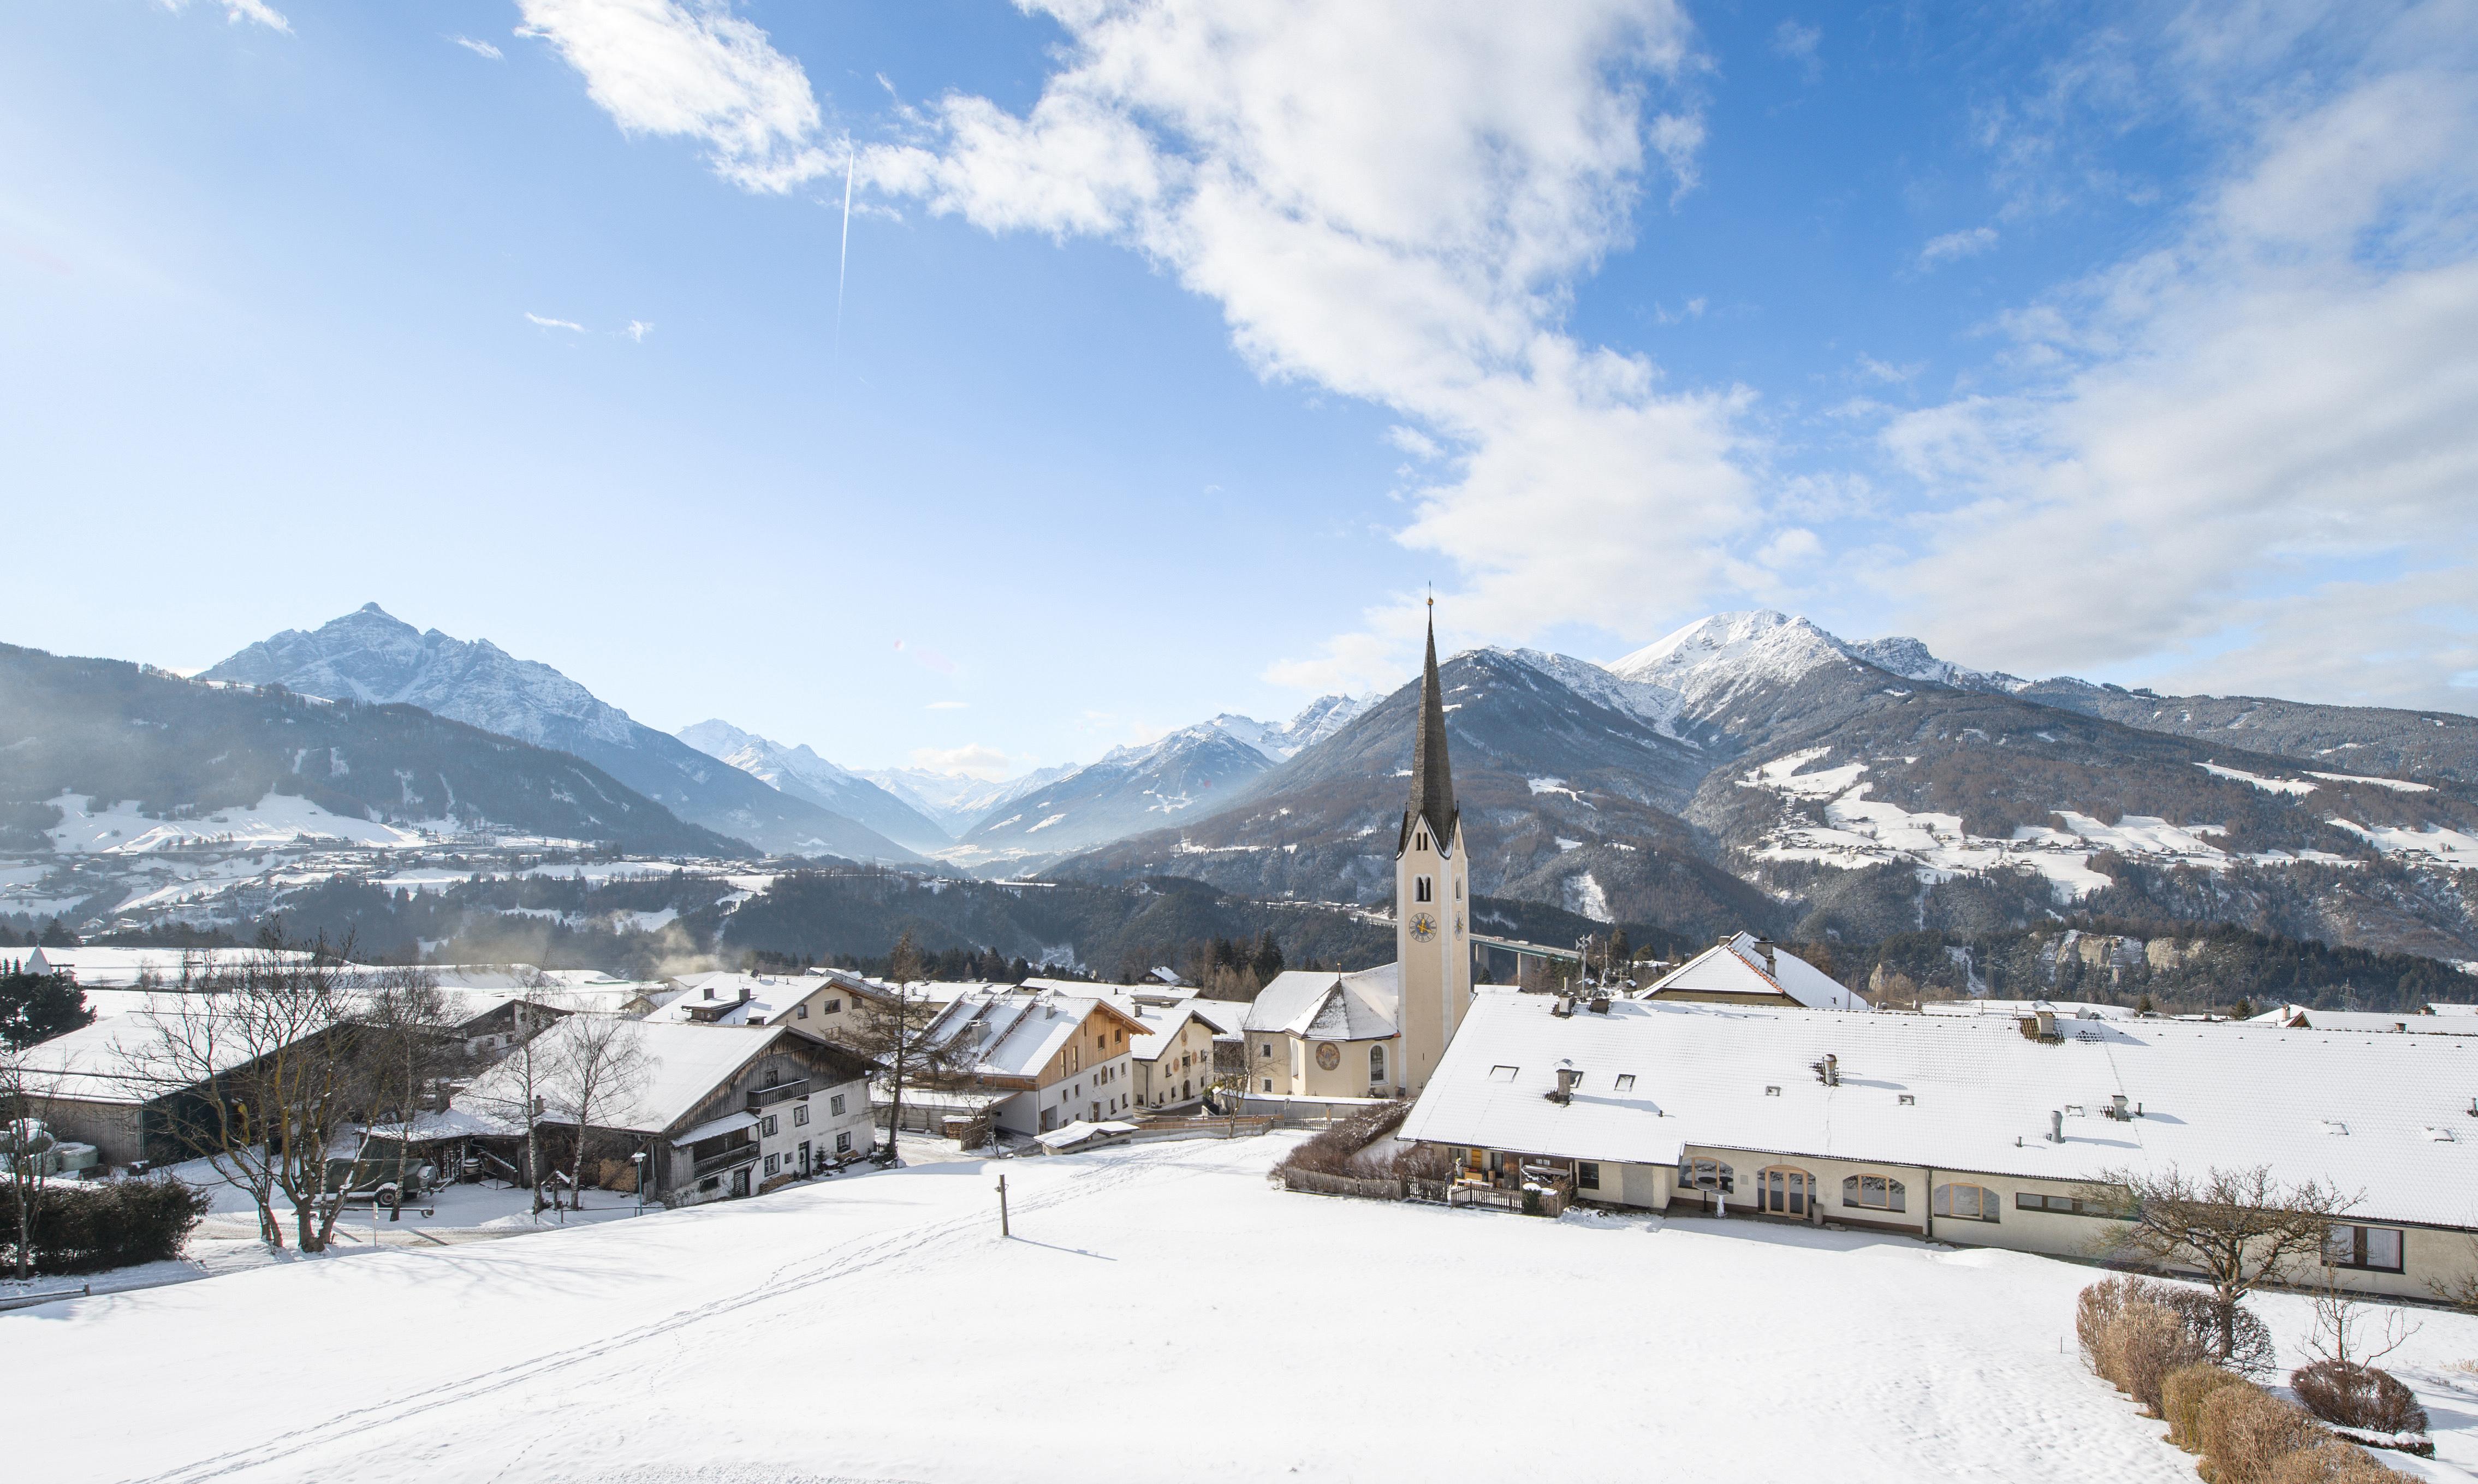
xmin=2321 ymin=1119 xmax=2349 ymax=1136
xmin=1898 ymin=1093 xmax=1915 ymax=1106
xmin=1764 ymin=1085 xmax=1780 ymax=1096
xmin=1811 ymin=1053 xmax=1840 ymax=1087
xmin=2109 ymin=1094 xmax=2130 ymax=1122
xmin=1552 ymin=995 xmax=1575 ymax=1018
xmin=2048 ymin=1108 xmax=2063 ymax=1143
xmin=2426 ymin=1126 xmax=2456 ymax=1142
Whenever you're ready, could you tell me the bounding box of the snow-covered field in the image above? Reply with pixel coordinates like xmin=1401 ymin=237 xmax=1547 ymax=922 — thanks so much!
xmin=8 ymin=1134 xmax=2477 ymax=1484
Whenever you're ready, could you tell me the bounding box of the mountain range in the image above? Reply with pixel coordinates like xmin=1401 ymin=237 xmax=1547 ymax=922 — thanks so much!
xmin=203 ymin=606 xmax=925 ymax=862
xmin=16 ymin=601 xmax=2478 ymax=967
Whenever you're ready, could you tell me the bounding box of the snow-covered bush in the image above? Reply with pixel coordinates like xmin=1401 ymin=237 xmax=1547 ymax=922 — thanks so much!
xmin=1277 ymin=1102 xmax=1410 ymax=1179
xmin=2290 ymin=1361 xmax=2427 ymax=1437
xmin=2102 ymin=1302 xmax=2208 ymax=1415
xmin=0 ymin=1175 xmax=211 ymax=1274
xmin=2165 ymin=1364 xmax=2252 ymax=1452
xmin=2196 ymin=1385 xmax=2325 ymax=1484
xmin=2263 ymin=1441 xmax=2410 ymax=1483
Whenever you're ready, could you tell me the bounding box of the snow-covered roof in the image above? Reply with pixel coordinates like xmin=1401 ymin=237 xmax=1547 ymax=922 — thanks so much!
xmin=16 ymin=1006 xmax=310 ymax=1104
xmin=1241 ymin=964 xmax=1400 ymax=1041
xmin=2432 ymin=1003 xmax=2478 ymax=1017
xmin=454 ymin=1018 xmax=866 ymax=1136
xmin=1403 ymin=988 xmax=2478 ymax=1229
xmin=1128 ymin=1006 xmax=1213 ymax=1063
xmin=22 ymin=945 xmax=315 ymax=988
xmin=670 ymin=1110 xmax=759 ymax=1147
xmin=361 ymin=1107 xmax=504 ymax=1141
xmin=918 ymin=990 xmax=1146 ymax=1082
xmin=641 ymin=972 xmax=831 ymax=1026
xmin=1035 ymin=1119 xmax=1138 ymax=1151
xmin=1917 ymin=999 xmax=2135 ymax=1021
xmin=2245 ymin=1005 xmax=2478 ymax=1036
xmin=1642 ymin=934 xmax=1869 ymax=1011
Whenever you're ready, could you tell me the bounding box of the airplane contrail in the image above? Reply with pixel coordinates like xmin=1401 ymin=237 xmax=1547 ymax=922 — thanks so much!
xmin=835 ymin=142 xmax=854 ymax=358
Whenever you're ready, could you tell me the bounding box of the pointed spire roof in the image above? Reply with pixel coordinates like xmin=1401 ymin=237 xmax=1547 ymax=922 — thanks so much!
xmin=1398 ymin=604 xmax=1458 ymax=857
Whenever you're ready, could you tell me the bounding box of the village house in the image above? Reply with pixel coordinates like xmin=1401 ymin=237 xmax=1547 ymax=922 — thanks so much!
xmin=907 ymin=988 xmax=1149 ymax=1135
xmin=1399 ymin=986 xmax=2478 ymax=1299
xmin=644 ymin=968 xmax=881 ymax=1036
xmin=454 ymin=1018 xmax=878 ymax=1206
xmin=1127 ymin=1005 xmax=1221 ymax=1112
xmin=13 ymin=1006 xmax=349 ymax=1166
xmin=1638 ymin=933 xmax=1870 ymax=1010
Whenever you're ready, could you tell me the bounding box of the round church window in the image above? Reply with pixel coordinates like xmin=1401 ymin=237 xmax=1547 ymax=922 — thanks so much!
xmin=1315 ymin=1042 xmax=1341 ymax=1070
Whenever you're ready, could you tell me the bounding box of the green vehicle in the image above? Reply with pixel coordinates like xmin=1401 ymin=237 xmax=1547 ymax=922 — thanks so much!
xmin=323 ymin=1141 xmax=438 ymax=1208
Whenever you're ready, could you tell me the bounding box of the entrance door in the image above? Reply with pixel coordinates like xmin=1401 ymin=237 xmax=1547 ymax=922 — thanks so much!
xmin=1760 ymin=1167 xmax=1810 ymax=1217
xmin=731 ymin=1167 xmax=751 ymax=1198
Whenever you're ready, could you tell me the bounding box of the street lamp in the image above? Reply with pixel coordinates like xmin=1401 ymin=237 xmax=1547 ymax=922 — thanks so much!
xmin=631 ymin=1149 xmax=647 ymax=1214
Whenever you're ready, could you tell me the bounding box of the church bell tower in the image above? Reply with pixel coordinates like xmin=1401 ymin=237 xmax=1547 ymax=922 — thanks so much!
xmin=1395 ymin=603 xmax=1471 ymax=1095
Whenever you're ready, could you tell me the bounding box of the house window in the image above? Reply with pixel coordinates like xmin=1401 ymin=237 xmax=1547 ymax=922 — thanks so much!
xmin=761 ymin=1114 xmax=779 ymax=1137
xmin=835 ymin=1131 xmax=851 ymax=1154
xmin=794 ymin=1104 xmax=810 ymax=1127
xmin=1577 ymin=1162 xmax=1601 ymax=1191
xmin=2015 ymin=1192 xmax=2100 ymax=1215
xmin=2325 ymin=1225 xmax=2405 ymax=1273
xmin=1843 ymin=1174 xmax=1906 ymax=1212
xmin=764 ymin=1154 xmax=779 ymax=1176
xmin=824 ymin=998 xmax=841 ymax=1013
xmin=1262 ymin=1078 xmax=1274 ymax=1092
xmin=797 ymin=1003 xmax=809 ymax=1018
xmin=1613 ymin=1075 xmax=1636 ymax=1091
xmin=1682 ymin=1159 xmax=1733 ymax=1193
xmin=1934 ymin=1183 xmax=1998 ymax=1222
xmin=1260 ymin=1042 xmax=1273 ymax=1059
xmin=829 ymin=1094 xmax=845 ymax=1116
xmin=1369 ymin=1044 xmax=1387 ymax=1082
xmin=1416 ymin=875 xmax=1434 ymax=903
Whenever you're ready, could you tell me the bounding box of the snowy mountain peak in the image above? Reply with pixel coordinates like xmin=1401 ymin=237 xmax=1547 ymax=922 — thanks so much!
xmin=678 ymin=719 xmax=857 ymax=788
xmin=1205 ymin=694 xmax=1377 ymax=762
xmin=675 ymin=719 xmax=948 ymax=850
xmin=1609 ymin=611 xmax=1848 ymax=694
xmin=1843 ymin=635 xmax=2029 ymax=694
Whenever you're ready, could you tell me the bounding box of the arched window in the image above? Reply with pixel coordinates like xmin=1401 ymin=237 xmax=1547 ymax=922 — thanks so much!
xmin=1416 ymin=876 xmax=1434 ymax=903
xmin=1681 ymin=1158 xmax=1734 ymax=1193
xmin=1842 ymin=1174 xmax=1907 ymax=1212
xmin=1369 ymin=1044 xmax=1387 ymax=1083
xmin=1416 ymin=829 xmax=1430 ymax=851
xmin=1934 ymin=1183 xmax=1999 ymax=1222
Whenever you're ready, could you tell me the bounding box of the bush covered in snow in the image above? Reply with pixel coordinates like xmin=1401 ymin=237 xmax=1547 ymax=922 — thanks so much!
xmin=1 ymin=1175 xmax=212 ymax=1274
xmin=2290 ymin=1360 xmax=2428 ymax=1437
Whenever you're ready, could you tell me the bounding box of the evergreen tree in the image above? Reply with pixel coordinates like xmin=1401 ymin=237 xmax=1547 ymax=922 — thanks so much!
xmin=1250 ymin=929 xmax=1285 ymax=984
xmin=0 ymin=973 xmax=91 ymax=1048
xmin=37 ymin=919 xmax=75 ymax=947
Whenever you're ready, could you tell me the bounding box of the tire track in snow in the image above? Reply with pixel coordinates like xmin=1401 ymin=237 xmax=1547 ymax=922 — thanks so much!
xmin=117 ymin=1141 xmax=1232 ymax=1484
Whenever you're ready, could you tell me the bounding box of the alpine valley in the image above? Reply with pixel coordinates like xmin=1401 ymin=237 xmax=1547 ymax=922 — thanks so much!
xmin=6 ymin=606 xmax=2477 ymax=999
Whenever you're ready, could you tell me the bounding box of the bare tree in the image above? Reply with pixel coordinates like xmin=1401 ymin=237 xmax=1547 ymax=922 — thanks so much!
xmin=140 ymin=931 xmax=373 ymax=1253
xmin=548 ymin=1015 xmax=650 ymax=1210
xmin=361 ymin=964 xmax=454 ymax=1133
xmin=2090 ymin=1164 xmax=2357 ymax=1357
xmin=464 ymin=970 xmax=564 ymax=1215
xmin=0 ymin=1044 xmax=60 ymax=1280
xmin=847 ymin=932 xmax=958 ymax=1165
xmin=2306 ymin=1264 xmax=2420 ymax=1369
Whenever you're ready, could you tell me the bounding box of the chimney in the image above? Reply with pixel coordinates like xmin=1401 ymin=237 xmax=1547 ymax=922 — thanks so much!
xmin=1549 ymin=1062 xmax=1579 ymax=1104
xmin=1588 ymin=992 xmax=1611 ymax=1014
xmin=1552 ymin=995 xmax=1575 ymax=1018
xmin=1813 ymin=1053 xmax=1840 ymax=1087
xmin=2111 ymin=1093 xmax=2129 ymax=1121
xmin=2048 ymin=1109 xmax=2064 ymax=1143
xmin=1755 ymin=940 xmax=1778 ymax=974
xmin=740 ymin=987 xmax=752 ymax=1004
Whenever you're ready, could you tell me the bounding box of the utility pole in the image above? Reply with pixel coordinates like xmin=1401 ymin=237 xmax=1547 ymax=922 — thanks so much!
xmin=996 ymin=1173 xmax=1010 ymax=1237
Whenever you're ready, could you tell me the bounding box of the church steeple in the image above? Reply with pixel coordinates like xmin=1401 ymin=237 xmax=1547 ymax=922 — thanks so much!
xmin=1398 ymin=603 xmax=1458 ymax=858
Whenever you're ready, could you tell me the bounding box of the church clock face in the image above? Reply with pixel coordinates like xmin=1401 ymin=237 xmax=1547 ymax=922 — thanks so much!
xmin=1409 ymin=911 xmax=1439 ymax=942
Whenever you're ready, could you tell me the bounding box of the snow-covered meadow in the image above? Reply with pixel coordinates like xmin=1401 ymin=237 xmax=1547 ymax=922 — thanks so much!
xmin=8 ymin=1133 xmax=2477 ymax=1483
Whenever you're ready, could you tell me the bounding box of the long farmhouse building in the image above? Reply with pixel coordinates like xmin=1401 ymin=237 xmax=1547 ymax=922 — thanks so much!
xmin=1400 ymin=987 xmax=2478 ymax=1301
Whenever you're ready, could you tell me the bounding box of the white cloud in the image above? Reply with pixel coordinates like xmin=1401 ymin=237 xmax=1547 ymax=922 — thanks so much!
xmin=159 ymin=0 xmax=290 ymax=33
xmin=910 ymin=744 xmax=1012 ymax=779
xmin=924 ymin=700 xmax=968 ymax=711
xmin=1918 ymin=225 xmax=1998 ymax=267
xmin=865 ymin=1 xmax=1745 ymax=693
xmin=623 ymin=319 xmax=653 ymax=341
xmin=516 ymin=0 xmax=832 ymax=192
xmin=1772 ymin=20 xmax=1822 ymax=80
xmin=1877 ymin=2 xmax=2478 ymax=710
xmin=450 ymin=35 xmax=505 ymax=61
xmin=525 ymin=312 xmax=586 ymax=331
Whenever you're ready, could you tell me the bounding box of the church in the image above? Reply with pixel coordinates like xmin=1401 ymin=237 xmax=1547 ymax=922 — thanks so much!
xmin=1239 ymin=609 xmax=1474 ymax=1100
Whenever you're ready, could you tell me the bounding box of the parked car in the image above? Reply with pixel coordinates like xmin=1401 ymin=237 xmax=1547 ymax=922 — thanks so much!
xmin=323 ymin=1148 xmax=438 ymax=1207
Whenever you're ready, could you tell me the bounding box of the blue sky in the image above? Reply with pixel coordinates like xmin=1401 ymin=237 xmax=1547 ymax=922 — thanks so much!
xmin=4 ymin=1 xmax=2474 ymax=779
